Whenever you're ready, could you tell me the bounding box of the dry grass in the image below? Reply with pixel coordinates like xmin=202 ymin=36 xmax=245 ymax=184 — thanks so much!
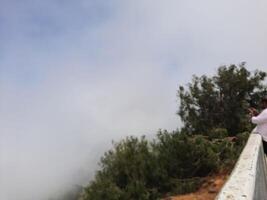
xmin=163 ymin=171 xmax=230 ymax=200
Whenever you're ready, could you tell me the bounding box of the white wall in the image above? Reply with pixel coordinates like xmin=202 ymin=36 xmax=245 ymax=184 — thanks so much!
xmin=216 ymin=132 xmax=267 ymax=200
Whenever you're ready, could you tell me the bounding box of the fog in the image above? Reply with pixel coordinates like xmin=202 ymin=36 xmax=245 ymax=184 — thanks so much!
xmin=1 ymin=0 xmax=267 ymax=199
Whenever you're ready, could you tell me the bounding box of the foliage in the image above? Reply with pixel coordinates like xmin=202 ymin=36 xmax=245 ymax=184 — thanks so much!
xmin=152 ymin=130 xmax=219 ymax=195
xmin=78 ymin=64 xmax=264 ymax=200
xmin=79 ymin=131 xmax=249 ymax=199
xmin=178 ymin=63 xmax=267 ymax=135
xmin=80 ymin=136 xmax=161 ymax=200
xmin=154 ymin=131 xmax=218 ymax=181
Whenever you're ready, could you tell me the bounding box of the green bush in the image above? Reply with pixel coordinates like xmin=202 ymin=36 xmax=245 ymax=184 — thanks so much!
xmin=178 ymin=64 xmax=267 ymax=135
xmin=80 ymin=130 xmax=248 ymax=199
xmin=154 ymin=131 xmax=219 ymax=180
xmin=208 ymin=128 xmax=228 ymax=139
xmin=80 ymin=136 xmax=162 ymax=200
xmin=78 ymin=65 xmax=260 ymax=199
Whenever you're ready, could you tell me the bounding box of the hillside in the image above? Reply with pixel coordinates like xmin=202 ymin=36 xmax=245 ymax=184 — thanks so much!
xmin=166 ymin=171 xmax=229 ymax=200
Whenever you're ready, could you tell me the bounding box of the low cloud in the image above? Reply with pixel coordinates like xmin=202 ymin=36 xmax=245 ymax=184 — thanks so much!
xmin=1 ymin=0 xmax=267 ymax=199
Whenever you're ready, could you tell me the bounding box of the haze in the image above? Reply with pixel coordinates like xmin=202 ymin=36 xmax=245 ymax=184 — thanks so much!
xmin=1 ymin=0 xmax=267 ymax=199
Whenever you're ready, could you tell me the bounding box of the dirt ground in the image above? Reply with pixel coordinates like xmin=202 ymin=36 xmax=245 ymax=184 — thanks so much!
xmin=164 ymin=171 xmax=230 ymax=200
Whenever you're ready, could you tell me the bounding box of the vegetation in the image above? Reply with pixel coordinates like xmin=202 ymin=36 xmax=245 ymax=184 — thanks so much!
xmin=178 ymin=63 xmax=267 ymax=135
xmin=61 ymin=64 xmax=267 ymax=200
xmin=79 ymin=130 xmax=249 ymax=200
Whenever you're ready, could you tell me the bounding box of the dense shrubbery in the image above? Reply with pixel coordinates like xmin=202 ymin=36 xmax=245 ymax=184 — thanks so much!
xmin=79 ymin=130 xmax=249 ymax=200
xmin=178 ymin=63 xmax=267 ymax=135
xmin=74 ymin=64 xmax=266 ymax=200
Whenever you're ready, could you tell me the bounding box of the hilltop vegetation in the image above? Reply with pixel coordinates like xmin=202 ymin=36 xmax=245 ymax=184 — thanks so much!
xmin=57 ymin=64 xmax=267 ymax=200
xmin=78 ymin=130 xmax=249 ymax=200
xmin=178 ymin=63 xmax=266 ymax=135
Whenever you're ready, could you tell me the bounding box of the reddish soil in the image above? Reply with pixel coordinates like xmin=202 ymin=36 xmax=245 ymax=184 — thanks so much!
xmin=164 ymin=171 xmax=230 ymax=200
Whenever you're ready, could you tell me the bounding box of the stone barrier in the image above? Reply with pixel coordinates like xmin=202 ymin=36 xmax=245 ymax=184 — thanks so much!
xmin=216 ymin=132 xmax=267 ymax=200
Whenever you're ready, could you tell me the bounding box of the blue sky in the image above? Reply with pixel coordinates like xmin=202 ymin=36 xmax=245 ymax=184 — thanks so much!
xmin=1 ymin=0 xmax=267 ymax=199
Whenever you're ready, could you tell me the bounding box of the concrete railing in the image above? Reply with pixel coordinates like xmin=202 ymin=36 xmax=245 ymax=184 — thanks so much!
xmin=216 ymin=131 xmax=267 ymax=200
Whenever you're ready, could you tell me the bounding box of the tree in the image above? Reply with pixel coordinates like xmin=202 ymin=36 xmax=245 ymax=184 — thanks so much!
xmin=155 ymin=130 xmax=219 ymax=179
xmin=79 ymin=63 xmax=261 ymax=200
xmin=178 ymin=63 xmax=267 ymax=135
xmin=80 ymin=136 xmax=162 ymax=200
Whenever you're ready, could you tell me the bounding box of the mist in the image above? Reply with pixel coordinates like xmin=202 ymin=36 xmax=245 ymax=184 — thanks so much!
xmin=1 ymin=0 xmax=267 ymax=199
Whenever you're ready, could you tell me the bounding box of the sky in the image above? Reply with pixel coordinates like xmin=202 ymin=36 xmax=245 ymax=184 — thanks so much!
xmin=1 ymin=0 xmax=267 ymax=199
